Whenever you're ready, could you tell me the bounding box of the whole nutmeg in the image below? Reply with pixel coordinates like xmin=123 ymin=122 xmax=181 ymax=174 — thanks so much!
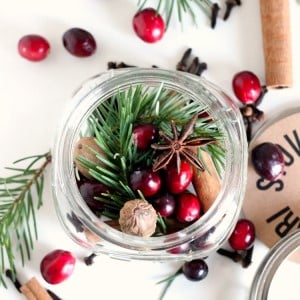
xmin=73 ymin=137 xmax=106 ymax=179
xmin=119 ymin=199 xmax=157 ymax=237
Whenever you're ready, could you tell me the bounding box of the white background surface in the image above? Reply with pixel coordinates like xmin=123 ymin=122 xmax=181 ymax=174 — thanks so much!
xmin=1 ymin=0 xmax=300 ymax=299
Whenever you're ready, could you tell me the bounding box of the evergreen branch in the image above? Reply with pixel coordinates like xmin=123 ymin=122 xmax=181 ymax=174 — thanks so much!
xmin=76 ymin=83 xmax=225 ymax=231
xmin=0 ymin=152 xmax=51 ymax=287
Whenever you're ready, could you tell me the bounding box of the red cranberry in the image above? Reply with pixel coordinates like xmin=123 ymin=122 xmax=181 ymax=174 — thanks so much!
xmin=232 ymin=71 xmax=262 ymax=104
xmin=165 ymin=160 xmax=193 ymax=194
xmin=129 ymin=169 xmax=161 ymax=197
xmin=18 ymin=34 xmax=50 ymax=61
xmin=62 ymin=28 xmax=96 ymax=57
xmin=132 ymin=8 xmax=165 ymax=43
xmin=78 ymin=181 xmax=109 ymax=212
xmin=150 ymin=192 xmax=175 ymax=217
xmin=251 ymin=142 xmax=285 ymax=181
xmin=168 ymin=241 xmax=191 ymax=254
xmin=40 ymin=249 xmax=76 ymax=284
xmin=176 ymin=192 xmax=201 ymax=223
xmin=228 ymin=219 xmax=255 ymax=251
xmin=182 ymin=259 xmax=208 ymax=281
xmin=132 ymin=124 xmax=158 ymax=150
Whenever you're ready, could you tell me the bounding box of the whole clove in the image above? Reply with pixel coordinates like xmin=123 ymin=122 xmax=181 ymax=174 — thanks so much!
xmin=176 ymin=48 xmax=192 ymax=72
xmin=211 ymin=3 xmax=220 ymax=28
xmin=242 ymin=246 xmax=254 ymax=268
xmin=224 ymin=0 xmax=242 ymax=21
xmin=84 ymin=253 xmax=97 ymax=266
xmin=216 ymin=248 xmax=242 ymax=263
xmin=240 ymin=104 xmax=264 ymax=142
xmin=107 ymin=62 xmax=135 ymax=69
xmin=176 ymin=48 xmax=207 ymax=76
xmin=216 ymin=246 xmax=254 ymax=268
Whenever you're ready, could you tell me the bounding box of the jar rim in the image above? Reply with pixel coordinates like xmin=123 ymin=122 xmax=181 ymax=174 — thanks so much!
xmin=52 ymin=68 xmax=248 ymax=257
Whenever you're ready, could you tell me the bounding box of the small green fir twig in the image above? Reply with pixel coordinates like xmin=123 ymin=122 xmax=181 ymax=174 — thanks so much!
xmin=0 ymin=152 xmax=51 ymax=286
xmin=157 ymin=268 xmax=182 ymax=300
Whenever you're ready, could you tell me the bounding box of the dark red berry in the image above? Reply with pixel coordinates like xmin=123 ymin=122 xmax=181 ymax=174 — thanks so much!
xmin=232 ymin=71 xmax=262 ymax=104
xmin=228 ymin=219 xmax=255 ymax=251
xmin=132 ymin=8 xmax=165 ymax=43
xmin=165 ymin=160 xmax=193 ymax=194
xmin=150 ymin=192 xmax=175 ymax=217
xmin=168 ymin=241 xmax=191 ymax=254
xmin=176 ymin=192 xmax=201 ymax=223
xmin=40 ymin=249 xmax=76 ymax=284
xmin=78 ymin=181 xmax=109 ymax=212
xmin=18 ymin=34 xmax=50 ymax=61
xmin=130 ymin=169 xmax=161 ymax=197
xmin=62 ymin=28 xmax=96 ymax=57
xmin=251 ymin=142 xmax=285 ymax=181
xmin=182 ymin=259 xmax=208 ymax=281
xmin=132 ymin=124 xmax=158 ymax=150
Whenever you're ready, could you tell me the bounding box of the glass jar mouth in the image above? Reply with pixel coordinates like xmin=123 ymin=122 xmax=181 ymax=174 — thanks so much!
xmin=249 ymin=229 xmax=300 ymax=300
xmin=52 ymin=68 xmax=247 ymax=255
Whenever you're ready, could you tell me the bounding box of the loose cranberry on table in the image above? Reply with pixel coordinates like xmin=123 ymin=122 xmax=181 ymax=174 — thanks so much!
xmin=228 ymin=219 xmax=255 ymax=251
xmin=251 ymin=142 xmax=285 ymax=181
xmin=182 ymin=259 xmax=208 ymax=281
xmin=129 ymin=168 xmax=161 ymax=197
xmin=176 ymin=192 xmax=201 ymax=223
xmin=132 ymin=123 xmax=158 ymax=150
xmin=132 ymin=8 xmax=165 ymax=43
xmin=62 ymin=28 xmax=97 ymax=57
xmin=232 ymin=71 xmax=262 ymax=104
xmin=18 ymin=34 xmax=50 ymax=61
xmin=40 ymin=249 xmax=76 ymax=284
xmin=165 ymin=160 xmax=193 ymax=194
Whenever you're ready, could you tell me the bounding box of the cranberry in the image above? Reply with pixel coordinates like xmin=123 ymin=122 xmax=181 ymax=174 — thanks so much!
xmin=176 ymin=192 xmax=201 ymax=223
xmin=251 ymin=142 xmax=285 ymax=181
xmin=18 ymin=34 xmax=50 ymax=61
xmin=132 ymin=8 xmax=165 ymax=43
xmin=232 ymin=71 xmax=262 ymax=104
xmin=165 ymin=160 xmax=193 ymax=194
xmin=62 ymin=28 xmax=96 ymax=57
xmin=168 ymin=242 xmax=191 ymax=254
xmin=129 ymin=169 xmax=161 ymax=197
xmin=150 ymin=192 xmax=175 ymax=217
xmin=182 ymin=259 xmax=208 ymax=281
xmin=132 ymin=124 xmax=158 ymax=150
xmin=78 ymin=181 xmax=109 ymax=212
xmin=40 ymin=249 xmax=76 ymax=284
xmin=228 ymin=219 xmax=255 ymax=251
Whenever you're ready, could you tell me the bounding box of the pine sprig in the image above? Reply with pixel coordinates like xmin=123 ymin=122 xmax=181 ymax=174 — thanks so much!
xmin=76 ymin=84 xmax=225 ymax=220
xmin=0 ymin=152 xmax=51 ymax=287
xmin=138 ymin=0 xmax=220 ymax=29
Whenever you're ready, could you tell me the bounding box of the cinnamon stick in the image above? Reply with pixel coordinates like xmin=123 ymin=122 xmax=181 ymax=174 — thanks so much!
xmin=260 ymin=0 xmax=293 ymax=88
xmin=192 ymin=151 xmax=221 ymax=213
xmin=20 ymin=277 xmax=52 ymax=300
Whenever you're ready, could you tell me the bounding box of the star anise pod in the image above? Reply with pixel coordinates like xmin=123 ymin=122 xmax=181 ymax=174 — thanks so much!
xmin=151 ymin=114 xmax=216 ymax=172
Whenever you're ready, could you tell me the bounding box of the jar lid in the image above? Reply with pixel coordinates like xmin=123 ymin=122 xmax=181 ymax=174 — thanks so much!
xmin=243 ymin=106 xmax=300 ymax=263
xmin=249 ymin=229 xmax=300 ymax=299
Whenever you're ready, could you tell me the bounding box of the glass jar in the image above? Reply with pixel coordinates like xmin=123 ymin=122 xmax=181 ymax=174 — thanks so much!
xmin=250 ymin=229 xmax=300 ymax=299
xmin=51 ymin=68 xmax=247 ymax=261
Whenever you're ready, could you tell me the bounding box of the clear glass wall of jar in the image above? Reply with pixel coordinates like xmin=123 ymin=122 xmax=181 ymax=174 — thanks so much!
xmin=51 ymin=68 xmax=247 ymax=261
